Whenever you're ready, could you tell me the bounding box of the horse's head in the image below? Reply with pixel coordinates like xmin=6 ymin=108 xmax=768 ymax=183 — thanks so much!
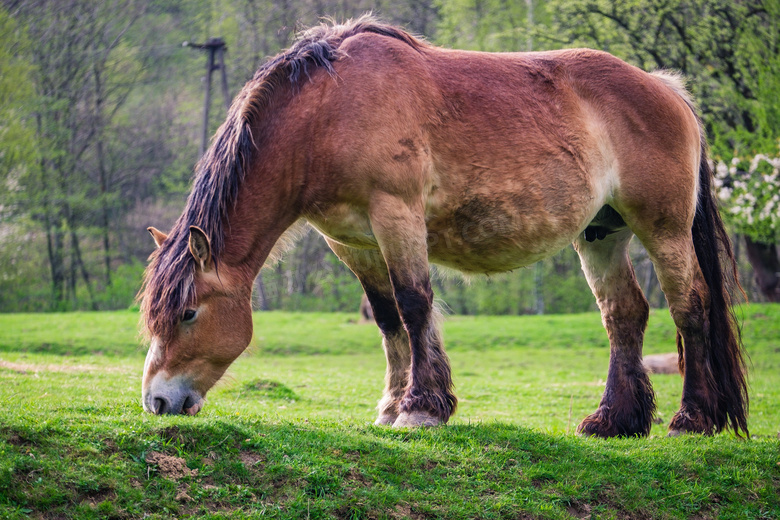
xmin=141 ymin=226 xmax=253 ymax=415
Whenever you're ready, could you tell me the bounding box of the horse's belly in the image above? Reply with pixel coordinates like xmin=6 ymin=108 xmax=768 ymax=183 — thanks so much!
xmin=426 ymin=221 xmax=569 ymax=274
xmin=424 ymin=193 xmax=591 ymax=274
xmin=307 ymin=192 xmax=594 ymax=273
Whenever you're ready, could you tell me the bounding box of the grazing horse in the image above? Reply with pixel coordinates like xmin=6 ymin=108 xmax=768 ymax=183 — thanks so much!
xmin=140 ymin=16 xmax=748 ymax=437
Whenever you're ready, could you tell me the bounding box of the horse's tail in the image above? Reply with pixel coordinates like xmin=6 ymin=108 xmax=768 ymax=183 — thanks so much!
xmin=652 ymin=71 xmax=749 ymax=436
xmin=689 ymin=140 xmax=749 ymax=436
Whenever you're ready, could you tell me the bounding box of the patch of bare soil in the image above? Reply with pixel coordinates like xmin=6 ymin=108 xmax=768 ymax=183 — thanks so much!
xmin=175 ymin=487 xmax=192 ymax=502
xmin=346 ymin=466 xmax=372 ymax=488
xmin=6 ymin=432 xmax=24 ymax=446
xmin=145 ymin=451 xmax=198 ymax=480
xmin=81 ymin=490 xmax=117 ymax=509
xmin=385 ymin=504 xmax=438 ymax=520
xmin=239 ymin=450 xmax=264 ymax=467
xmin=239 ymin=450 xmax=265 ymax=480
xmin=567 ymin=502 xmax=592 ymax=519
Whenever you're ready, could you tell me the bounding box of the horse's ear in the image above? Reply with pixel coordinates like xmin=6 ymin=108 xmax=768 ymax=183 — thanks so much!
xmin=147 ymin=227 xmax=168 ymax=248
xmin=188 ymin=226 xmax=213 ymax=272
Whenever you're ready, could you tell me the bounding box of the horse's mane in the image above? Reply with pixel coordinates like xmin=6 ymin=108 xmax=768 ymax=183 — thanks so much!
xmin=140 ymin=15 xmax=425 ymax=340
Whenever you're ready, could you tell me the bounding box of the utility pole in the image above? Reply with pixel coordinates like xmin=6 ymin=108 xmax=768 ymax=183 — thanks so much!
xmin=184 ymin=37 xmax=231 ymax=157
xmin=526 ymin=0 xmax=534 ymax=51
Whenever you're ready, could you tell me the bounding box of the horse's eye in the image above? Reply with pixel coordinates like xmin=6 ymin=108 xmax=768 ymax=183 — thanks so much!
xmin=182 ymin=309 xmax=197 ymax=322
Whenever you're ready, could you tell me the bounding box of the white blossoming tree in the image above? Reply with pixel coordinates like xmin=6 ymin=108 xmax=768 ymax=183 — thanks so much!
xmin=714 ymin=151 xmax=780 ymax=301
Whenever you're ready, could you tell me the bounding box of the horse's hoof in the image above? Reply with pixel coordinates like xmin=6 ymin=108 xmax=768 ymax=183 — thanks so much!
xmin=668 ymin=409 xmax=713 ymax=436
xmin=392 ymin=411 xmax=442 ymax=428
xmin=576 ymin=423 xmax=613 ymax=438
xmin=374 ymin=413 xmax=397 ymax=426
xmin=576 ymin=412 xmax=617 ymax=438
xmin=577 ymin=412 xmax=649 ymax=438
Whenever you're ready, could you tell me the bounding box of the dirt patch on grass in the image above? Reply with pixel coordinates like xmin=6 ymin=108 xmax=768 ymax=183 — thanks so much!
xmin=2 ymin=427 xmax=42 ymax=447
xmin=80 ymin=490 xmax=117 ymax=508
xmin=146 ymin=451 xmax=198 ymax=480
xmin=567 ymin=501 xmax=592 ymax=519
xmin=240 ymin=450 xmax=265 ymax=479
xmin=6 ymin=432 xmax=25 ymax=446
xmin=240 ymin=450 xmax=265 ymax=467
xmin=346 ymin=466 xmax=372 ymax=487
xmin=175 ymin=486 xmax=193 ymax=502
xmin=388 ymin=504 xmax=427 ymax=520
xmin=100 ymin=438 xmax=120 ymax=455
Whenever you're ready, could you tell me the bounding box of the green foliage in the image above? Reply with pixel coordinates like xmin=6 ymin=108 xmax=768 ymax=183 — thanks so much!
xmin=0 ymin=223 xmax=51 ymax=313
xmin=436 ymin=0 xmax=543 ymax=51
xmin=0 ymin=305 xmax=779 ymax=518
xmin=0 ymin=7 xmax=36 ymax=202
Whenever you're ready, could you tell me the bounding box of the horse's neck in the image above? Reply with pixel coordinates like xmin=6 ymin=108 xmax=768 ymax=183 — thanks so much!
xmin=221 ymin=165 xmax=300 ymax=285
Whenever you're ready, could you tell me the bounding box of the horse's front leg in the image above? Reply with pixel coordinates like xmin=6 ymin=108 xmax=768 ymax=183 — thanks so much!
xmin=574 ymin=229 xmax=655 ymax=437
xmin=325 ymin=239 xmax=410 ymax=425
xmin=369 ymin=194 xmax=457 ymax=427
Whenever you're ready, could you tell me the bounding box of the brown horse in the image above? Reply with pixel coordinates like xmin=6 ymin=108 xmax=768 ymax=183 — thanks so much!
xmin=140 ymin=16 xmax=748 ymax=437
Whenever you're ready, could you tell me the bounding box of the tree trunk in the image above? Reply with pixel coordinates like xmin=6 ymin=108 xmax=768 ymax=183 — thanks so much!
xmin=743 ymin=235 xmax=780 ymax=302
xmin=534 ymin=261 xmax=544 ymax=315
xmin=70 ymin=229 xmax=97 ymax=310
xmin=255 ymin=272 xmax=269 ymax=311
xmin=46 ymin=220 xmax=66 ymax=307
xmin=94 ymin=64 xmax=112 ymax=287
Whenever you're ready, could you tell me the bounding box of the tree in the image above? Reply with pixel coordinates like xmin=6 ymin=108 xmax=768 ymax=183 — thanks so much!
xmin=714 ymin=155 xmax=780 ymax=300
xmin=436 ymin=0 xmax=545 ymax=51
xmin=6 ymin=0 xmax=145 ymax=309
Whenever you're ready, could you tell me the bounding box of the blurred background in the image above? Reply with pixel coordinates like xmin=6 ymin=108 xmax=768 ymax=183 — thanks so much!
xmin=1 ymin=0 xmax=778 ymax=314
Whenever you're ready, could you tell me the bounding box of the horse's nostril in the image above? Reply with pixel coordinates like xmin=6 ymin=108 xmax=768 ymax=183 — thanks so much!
xmin=153 ymin=397 xmax=169 ymax=415
xmin=182 ymin=394 xmax=197 ymax=411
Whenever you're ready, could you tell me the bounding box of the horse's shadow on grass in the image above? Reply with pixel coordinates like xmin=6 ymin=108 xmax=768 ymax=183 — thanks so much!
xmin=146 ymin=418 xmax=766 ymax=517
xmin=2 ymin=416 xmax=774 ymax=519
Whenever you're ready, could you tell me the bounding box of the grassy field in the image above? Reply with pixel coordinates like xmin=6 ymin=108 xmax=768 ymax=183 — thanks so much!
xmin=0 ymin=305 xmax=778 ymax=519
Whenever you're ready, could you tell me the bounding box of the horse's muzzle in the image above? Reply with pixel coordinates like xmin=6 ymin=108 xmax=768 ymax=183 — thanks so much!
xmin=142 ymin=374 xmax=204 ymax=415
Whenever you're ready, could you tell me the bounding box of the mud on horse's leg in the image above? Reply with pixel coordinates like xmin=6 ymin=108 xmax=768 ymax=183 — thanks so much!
xmin=574 ymin=229 xmax=655 ymax=437
xmin=370 ymin=195 xmax=457 ymax=427
xmin=325 ymin=240 xmax=410 ymax=426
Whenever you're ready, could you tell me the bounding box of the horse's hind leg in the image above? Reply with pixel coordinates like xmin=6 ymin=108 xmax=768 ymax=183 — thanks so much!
xmin=368 ymin=193 xmax=456 ymax=427
xmin=325 ymin=239 xmax=411 ymax=425
xmin=641 ymin=236 xmax=743 ymax=436
xmin=574 ymin=228 xmax=655 ymax=437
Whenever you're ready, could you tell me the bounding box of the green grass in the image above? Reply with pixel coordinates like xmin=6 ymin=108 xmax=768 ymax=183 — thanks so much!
xmin=0 ymin=305 xmax=778 ymax=519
